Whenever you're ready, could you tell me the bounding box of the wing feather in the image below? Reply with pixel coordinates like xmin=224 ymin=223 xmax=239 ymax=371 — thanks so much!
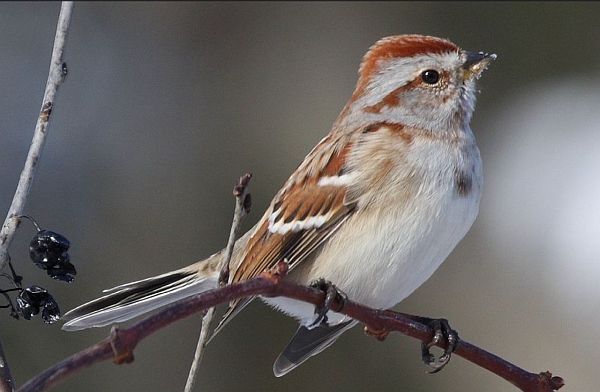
xmin=212 ymin=134 xmax=357 ymax=334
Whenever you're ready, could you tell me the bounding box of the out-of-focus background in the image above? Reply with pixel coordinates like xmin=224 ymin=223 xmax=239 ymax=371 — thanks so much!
xmin=1 ymin=2 xmax=599 ymax=391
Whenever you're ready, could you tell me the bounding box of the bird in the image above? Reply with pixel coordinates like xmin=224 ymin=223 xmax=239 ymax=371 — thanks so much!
xmin=63 ymin=34 xmax=495 ymax=376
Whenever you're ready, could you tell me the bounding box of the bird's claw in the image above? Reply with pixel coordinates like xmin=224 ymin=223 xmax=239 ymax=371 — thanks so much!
xmin=309 ymin=278 xmax=346 ymax=327
xmin=420 ymin=318 xmax=459 ymax=373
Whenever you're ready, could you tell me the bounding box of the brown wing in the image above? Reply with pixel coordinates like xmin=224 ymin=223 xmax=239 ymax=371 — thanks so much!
xmin=233 ymin=183 xmax=350 ymax=281
xmin=212 ymin=134 xmax=356 ymax=335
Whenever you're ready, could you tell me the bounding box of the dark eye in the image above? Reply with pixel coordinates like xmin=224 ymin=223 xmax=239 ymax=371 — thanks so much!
xmin=420 ymin=69 xmax=440 ymax=84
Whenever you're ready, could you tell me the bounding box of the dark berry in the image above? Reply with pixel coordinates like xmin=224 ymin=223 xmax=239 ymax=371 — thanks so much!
xmin=29 ymin=230 xmax=75 ymax=282
xmin=47 ymin=257 xmax=76 ymax=283
xmin=30 ymin=230 xmax=70 ymax=267
xmin=16 ymin=286 xmax=60 ymax=323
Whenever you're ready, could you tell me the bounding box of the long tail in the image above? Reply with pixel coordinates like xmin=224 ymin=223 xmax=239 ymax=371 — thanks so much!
xmin=61 ymin=255 xmax=220 ymax=331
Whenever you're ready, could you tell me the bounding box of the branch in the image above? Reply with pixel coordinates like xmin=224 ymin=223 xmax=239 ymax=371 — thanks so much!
xmin=0 ymin=341 xmax=15 ymax=392
xmin=0 ymin=3 xmax=74 ymax=391
xmin=218 ymin=173 xmax=252 ymax=285
xmin=0 ymin=1 xmax=73 ymax=270
xmin=17 ymin=263 xmax=564 ymax=392
xmin=183 ymin=173 xmax=252 ymax=392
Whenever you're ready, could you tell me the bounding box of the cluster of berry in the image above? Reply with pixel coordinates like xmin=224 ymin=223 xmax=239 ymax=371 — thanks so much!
xmin=1 ymin=216 xmax=76 ymax=324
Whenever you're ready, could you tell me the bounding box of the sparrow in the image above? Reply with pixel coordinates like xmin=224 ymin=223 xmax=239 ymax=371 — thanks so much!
xmin=63 ymin=34 xmax=495 ymax=376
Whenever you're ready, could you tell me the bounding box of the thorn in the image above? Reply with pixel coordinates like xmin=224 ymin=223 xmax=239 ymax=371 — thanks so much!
xmin=259 ymin=260 xmax=289 ymax=286
xmin=233 ymin=173 xmax=252 ymax=197
xmin=364 ymin=325 xmax=389 ymax=341
xmin=274 ymin=259 xmax=289 ymax=277
xmin=540 ymin=371 xmax=564 ymax=390
xmin=110 ymin=327 xmax=135 ymax=365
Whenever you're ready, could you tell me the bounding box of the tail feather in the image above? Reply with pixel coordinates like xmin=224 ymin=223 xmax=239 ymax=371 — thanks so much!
xmin=62 ymin=229 xmax=254 ymax=332
xmin=273 ymin=320 xmax=356 ymax=377
xmin=62 ymin=264 xmax=218 ymax=331
xmin=100 ymin=269 xmax=190 ymax=294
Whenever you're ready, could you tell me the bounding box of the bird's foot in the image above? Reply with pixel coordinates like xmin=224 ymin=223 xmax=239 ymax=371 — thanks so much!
xmin=308 ymin=278 xmax=346 ymax=327
xmin=417 ymin=317 xmax=459 ymax=373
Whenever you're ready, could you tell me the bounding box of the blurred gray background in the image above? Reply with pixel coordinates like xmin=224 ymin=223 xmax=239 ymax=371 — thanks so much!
xmin=1 ymin=2 xmax=599 ymax=391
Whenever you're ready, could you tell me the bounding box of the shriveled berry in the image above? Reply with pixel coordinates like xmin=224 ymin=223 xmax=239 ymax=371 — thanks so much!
xmin=15 ymin=286 xmax=60 ymax=323
xmin=29 ymin=230 xmax=76 ymax=282
xmin=29 ymin=230 xmax=70 ymax=268
xmin=47 ymin=257 xmax=76 ymax=283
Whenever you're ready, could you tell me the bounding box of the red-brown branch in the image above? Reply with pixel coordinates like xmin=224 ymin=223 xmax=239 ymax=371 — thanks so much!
xmin=17 ymin=263 xmax=564 ymax=392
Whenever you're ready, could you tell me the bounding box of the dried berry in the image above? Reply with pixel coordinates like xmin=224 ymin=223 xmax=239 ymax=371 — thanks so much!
xmin=30 ymin=230 xmax=70 ymax=267
xmin=16 ymin=286 xmax=60 ymax=324
xmin=46 ymin=255 xmax=76 ymax=283
xmin=29 ymin=229 xmax=76 ymax=282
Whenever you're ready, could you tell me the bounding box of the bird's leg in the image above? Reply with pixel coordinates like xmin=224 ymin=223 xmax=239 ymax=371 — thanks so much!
xmin=406 ymin=315 xmax=459 ymax=373
xmin=308 ymin=278 xmax=347 ymax=327
xmin=363 ymin=313 xmax=458 ymax=370
xmin=371 ymin=312 xmax=458 ymax=372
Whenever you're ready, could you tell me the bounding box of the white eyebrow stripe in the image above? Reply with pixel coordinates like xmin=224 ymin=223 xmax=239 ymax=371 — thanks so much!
xmin=268 ymin=215 xmax=328 ymax=235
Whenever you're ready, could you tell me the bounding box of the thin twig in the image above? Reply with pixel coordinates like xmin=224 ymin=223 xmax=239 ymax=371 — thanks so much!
xmin=0 ymin=3 xmax=74 ymax=392
xmin=183 ymin=173 xmax=252 ymax=392
xmin=0 ymin=1 xmax=73 ymax=270
xmin=183 ymin=307 xmax=214 ymax=392
xmin=18 ymin=264 xmax=564 ymax=392
xmin=219 ymin=173 xmax=252 ymax=286
xmin=0 ymin=341 xmax=15 ymax=392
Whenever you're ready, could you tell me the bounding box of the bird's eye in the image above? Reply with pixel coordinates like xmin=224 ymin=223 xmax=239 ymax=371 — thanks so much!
xmin=420 ymin=70 xmax=440 ymax=85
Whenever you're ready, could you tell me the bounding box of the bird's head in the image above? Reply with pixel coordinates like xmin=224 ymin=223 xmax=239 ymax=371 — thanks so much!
xmin=340 ymin=35 xmax=496 ymax=133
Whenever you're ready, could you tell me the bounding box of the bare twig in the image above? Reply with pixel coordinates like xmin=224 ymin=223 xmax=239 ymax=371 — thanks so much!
xmin=0 ymin=341 xmax=15 ymax=392
xmin=183 ymin=173 xmax=252 ymax=392
xmin=0 ymin=1 xmax=73 ymax=270
xmin=18 ymin=264 xmax=564 ymax=392
xmin=219 ymin=173 xmax=252 ymax=286
xmin=183 ymin=307 xmax=214 ymax=392
xmin=0 ymin=3 xmax=74 ymax=392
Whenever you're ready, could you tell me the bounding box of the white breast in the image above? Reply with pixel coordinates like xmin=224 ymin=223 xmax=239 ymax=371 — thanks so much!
xmin=263 ymin=133 xmax=482 ymax=327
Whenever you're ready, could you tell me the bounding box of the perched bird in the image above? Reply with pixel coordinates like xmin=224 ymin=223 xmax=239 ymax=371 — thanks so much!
xmin=63 ymin=34 xmax=495 ymax=376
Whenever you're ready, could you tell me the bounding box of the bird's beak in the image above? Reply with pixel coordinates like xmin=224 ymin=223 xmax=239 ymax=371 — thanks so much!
xmin=462 ymin=51 xmax=497 ymax=80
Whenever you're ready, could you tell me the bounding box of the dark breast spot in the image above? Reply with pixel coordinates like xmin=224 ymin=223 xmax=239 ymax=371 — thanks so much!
xmin=455 ymin=171 xmax=472 ymax=197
